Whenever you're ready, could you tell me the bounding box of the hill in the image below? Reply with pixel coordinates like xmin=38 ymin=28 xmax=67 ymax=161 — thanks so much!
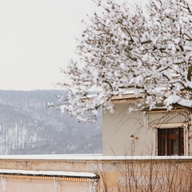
xmin=0 ymin=90 xmax=102 ymax=154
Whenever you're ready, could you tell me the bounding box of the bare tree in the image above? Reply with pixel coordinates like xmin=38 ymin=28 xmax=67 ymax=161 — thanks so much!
xmin=57 ymin=0 xmax=192 ymax=122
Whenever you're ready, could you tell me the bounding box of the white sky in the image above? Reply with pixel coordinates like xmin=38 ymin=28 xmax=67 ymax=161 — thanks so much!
xmin=0 ymin=0 xmax=97 ymax=90
xmin=0 ymin=0 xmax=145 ymax=90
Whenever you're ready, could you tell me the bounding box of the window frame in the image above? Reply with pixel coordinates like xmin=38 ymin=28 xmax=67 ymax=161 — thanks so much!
xmin=152 ymin=123 xmax=188 ymax=156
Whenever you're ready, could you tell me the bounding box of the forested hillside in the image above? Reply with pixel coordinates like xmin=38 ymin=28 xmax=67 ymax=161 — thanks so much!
xmin=0 ymin=90 xmax=102 ymax=154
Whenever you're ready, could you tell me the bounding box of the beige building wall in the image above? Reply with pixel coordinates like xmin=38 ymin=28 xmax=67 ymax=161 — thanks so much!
xmin=103 ymin=104 xmax=151 ymax=156
xmin=103 ymin=103 xmax=191 ymax=156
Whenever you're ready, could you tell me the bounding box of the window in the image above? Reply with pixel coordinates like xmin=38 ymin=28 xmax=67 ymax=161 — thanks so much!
xmin=152 ymin=123 xmax=188 ymax=156
xmin=158 ymin=128 xmax=184 ymax=156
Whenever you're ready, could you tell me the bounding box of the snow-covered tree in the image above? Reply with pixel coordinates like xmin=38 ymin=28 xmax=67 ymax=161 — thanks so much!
xmin=58 ymin=0 xmax=192 ymax=122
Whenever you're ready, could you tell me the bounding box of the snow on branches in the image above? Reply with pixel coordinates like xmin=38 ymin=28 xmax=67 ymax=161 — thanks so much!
xmin=59 ymin=0 xmax=192 ymax=122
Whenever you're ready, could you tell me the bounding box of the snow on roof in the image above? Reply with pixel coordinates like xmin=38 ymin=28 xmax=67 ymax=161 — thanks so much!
xmin=84 ymin=90 xmax=145 ymax=103
xmin=111 ymin=93 xmax=144 ymax=101
xmin=0 ymin=169 xmax=99 ymax=179
xmin=0 ymin=154 xmax=191 ymax=161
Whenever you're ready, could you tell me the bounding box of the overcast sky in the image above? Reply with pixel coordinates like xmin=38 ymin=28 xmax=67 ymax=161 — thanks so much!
xmin=0 ymin=0 xmax=145 ymax=90
xmin=0 ymin=0 xmax=96 ymax=90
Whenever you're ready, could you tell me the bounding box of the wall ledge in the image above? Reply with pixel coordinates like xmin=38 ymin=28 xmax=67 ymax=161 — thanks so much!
xmin=0 ymin=154 xmax=191 ymax=161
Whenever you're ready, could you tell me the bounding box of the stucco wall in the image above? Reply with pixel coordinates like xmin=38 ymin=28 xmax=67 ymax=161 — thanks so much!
xmin=103 ymin=104 xmax=151 ymax=156
xmin=103 ymin=103 xmax=191 ymax=156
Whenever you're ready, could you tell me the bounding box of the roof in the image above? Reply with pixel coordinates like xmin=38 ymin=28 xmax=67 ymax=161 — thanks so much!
xmin=0 ymin=169 xmax=99 ymax=180
xmin=110 ymin=92 xmax=188 ymax=112
xmin=111 ymin=93 xmax=144 ymax=104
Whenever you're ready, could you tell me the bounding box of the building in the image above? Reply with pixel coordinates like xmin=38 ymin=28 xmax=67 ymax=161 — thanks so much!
xmin=103 ymin=93 xmax=191 ymax=156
